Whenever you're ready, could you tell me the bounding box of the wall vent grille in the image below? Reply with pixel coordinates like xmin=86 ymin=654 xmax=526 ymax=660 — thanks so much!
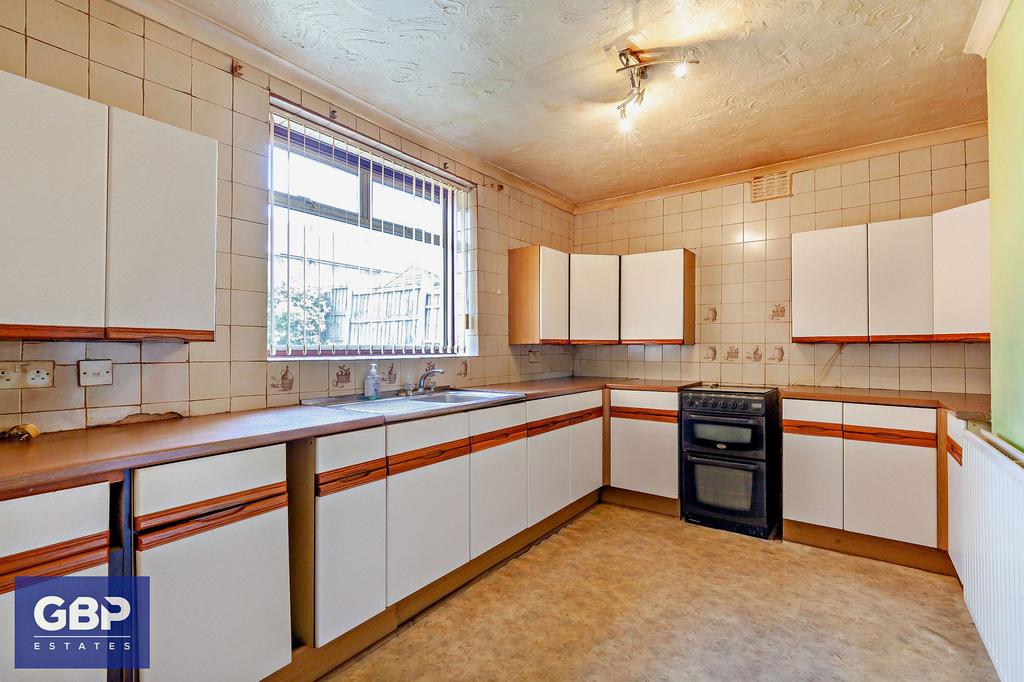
xmin=750 ymin=170 xmax=792 ymax=203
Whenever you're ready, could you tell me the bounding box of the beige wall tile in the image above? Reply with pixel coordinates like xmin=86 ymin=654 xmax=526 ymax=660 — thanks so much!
xmin=841 ymin=159 xmax=869 ymax=185
xmin=230 ymin=254 xmax=268 ymax=292
xmin=232 ymin=111 xmax=268 ymax=156
xmin=190 ymin=98 xmax=231 ymax=143
xmin=965 ymin=136 xmax=988 ymax=164
xmin=89 ymin=61 xmax=141 ymax=112
xmin=930 ymin=140 xmax=965 ymax=169
xmin=26 ymin=0 xmax=86 ymax=56
xmin=26 ymin=37 xmax=87 ymax=95
xmin=0 ymin=25 xmax=24 ymax=75
xmin=814 ymin=165 xmax=841 ymax=189
xmin=230 ymin=289 xmax=267 ymax=326
xmin=143 ymin=80 xmax=189 ymax=128
xmin=230 ymin=325 xmax=266 ymax=361
xmin=191 ymin=39 xmax=230 ymax=70
xmin=899 ymin=196 xmax=931 ymax=218
xmin=189 ymin=362 xmax=229 ymax=400
xmin=230 ymin=219 xmax=267 ymax=258
xmin=86 ymin=363 xmax=140 ymax=407
xmin=144 ymin=18 xmax=189 ymax=54
xmin=899 ymin=171 xmax=931 ymax=199
xmin=90 ymin=16 xmax=142 ymax=75
xmin=869 ymin=153 xmax=899 ymax=180
xmin=192 ymin=58 xmax=231 ymax=106
xmin=141 ymin=362 xmax=188 ymax=403
xmin=931 ymin=165 xmax=965 ymax=193
xmin=231 ymin=361 xmax=265 ymax=396
xmin=899 ymin=147 xmax=931 ymax=175
xmin=188 ymin=326 xmax=230 ymax=362
xmin=233 ymin=76 xmax=267 ymax=119
xmin=23 ymin=408 xmax=85 ymax=432
xmin=144 ymin=38 xmax=189 ymax=91
xmin=966 ymin=161 xmax=988 ymax=189
xmin=141 ymin=342 xmax=188 ymax=363
xmin=84 ymin=341 xmax=139 ymax=362
xmin=232 ymin=183 xmax=268 ymax=223
xmin=89 ymin=0 xmax=141 ymax=34
xmin=0 ymin=0 xmax=25 ymax=32
xmin=932 ymin=191 xmax=965 ymax=213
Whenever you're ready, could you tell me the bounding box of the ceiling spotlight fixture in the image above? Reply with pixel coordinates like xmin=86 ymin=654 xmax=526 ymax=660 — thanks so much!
xmin=618 ymin=116 xmax=634 ymax=133
xmin=614 ymin=47 xmax=698 ymax=128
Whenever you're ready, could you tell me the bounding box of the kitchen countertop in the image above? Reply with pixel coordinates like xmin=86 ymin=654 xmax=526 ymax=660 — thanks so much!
xmin=0 ymin=406 xmax=383 ymax=501
xmin=780 ymin=385 xmax=992 ymax=421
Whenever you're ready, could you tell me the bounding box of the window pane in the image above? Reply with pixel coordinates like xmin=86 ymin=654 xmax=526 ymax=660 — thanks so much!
xmin=269 ymin=113 xmax=456 ymax=356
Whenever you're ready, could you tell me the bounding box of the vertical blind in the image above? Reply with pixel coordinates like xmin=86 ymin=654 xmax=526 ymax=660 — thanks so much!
xmin=268 ymin=106 xmax=470 ymax=357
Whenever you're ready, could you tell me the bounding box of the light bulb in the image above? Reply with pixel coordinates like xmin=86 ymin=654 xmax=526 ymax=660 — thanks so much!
xmin=618 ymin=116 xmax=633 ymax=133
xmin=674 ymin=61 xmax=689 ymax=79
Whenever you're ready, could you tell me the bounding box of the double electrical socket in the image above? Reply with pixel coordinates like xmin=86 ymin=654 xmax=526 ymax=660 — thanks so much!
xmin=0 ymin=361 xmax=55 ymax=389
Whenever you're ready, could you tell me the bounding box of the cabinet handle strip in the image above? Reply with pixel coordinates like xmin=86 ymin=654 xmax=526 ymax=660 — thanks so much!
xmin=133 ymin=481 xmax=287 ymax=532
xmin=387 ymin=438 xmax=471 ymax=476
xmin=842 ymin=425 xmax=936 ymax=447
xmin=135 ymin=493 xmax=287 ymax=551
xmin=0 ymin=546 xmax=109 ymax=595
xmin=783 ymin=419 xmax=843 ymax=438
xmin=470 ymin=425 xmax=527 ymax=453
xmin=315 ymin=458 xmax=387 ymax=496
xmin=791 ymin=335 xmax=870 ymax=344
xmin=610 ymin=406 xmax=679 ymax=424
xmin=0 ymin=531 xmax=109 ymax=582
xmin=948 ymin=439 xmax=963 ymax=465
xmin=0 ymin=324 xmax=106 ymax=340
xmin=105 ymin=327 xmax=215 ymax=342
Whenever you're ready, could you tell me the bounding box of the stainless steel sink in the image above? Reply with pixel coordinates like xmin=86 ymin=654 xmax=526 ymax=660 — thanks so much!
xmin=410 ymin=391 xmax=502 ymax=404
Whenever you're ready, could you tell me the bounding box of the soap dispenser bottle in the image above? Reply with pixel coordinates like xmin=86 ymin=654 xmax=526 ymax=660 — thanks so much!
xmin=364 ymin=363 xmax=381 ymax=400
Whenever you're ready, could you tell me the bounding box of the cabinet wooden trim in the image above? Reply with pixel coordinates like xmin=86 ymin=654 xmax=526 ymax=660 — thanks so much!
xmin=133 ymin=481 xmax=287 ymax=532
xmin=0 ymin=471 xmax=123 ymax=503
xmin=947 ymin=439 xmax=963 ymax=465
xmin=386 ymin=438 xmax=471 ymax=476
xmin=791 ymin=335 xmax=870 ymax=344
xmin=106 ymin=327 xmax=215 ymax=342
xmin=135 ymin=492 xmax=287 ymax=551
xmin=619 ymin=338 xmax=686 ymax=344
xmin=315 ymin=458 xmax=387 ymax=496
xmin=1 ymin=545 xmax=109 ymax=594
xmin=539 ymin=339 xmax=570 ymax=345
xmin=609 ymin=406 xmax=679 ymax=424
xmin=842 ymin=424 xmax=936 ymax=448
xmin=782 ymin=419 xmax=843 ymax=438
xmin=932 ymin=332 xmax=990 ymax=343
xmin=783 ymin=519 xmax=955 ymax=576
xmin=0 ymin=530 xmax=109 ymax=583
xmin=869 ymin=333 xmax=936 ymax=343
xmin=0 ymin=324 xmax=106 ymax=340
xmin=526 ymin=413 xmax=575 ymax=437
xmin=569 ymin=339 xmax=618 ymax=344
xmin=469 ymin=425 xmax=527 ymax=453
xmin=567 ymin=406 xmax=603 ymax=426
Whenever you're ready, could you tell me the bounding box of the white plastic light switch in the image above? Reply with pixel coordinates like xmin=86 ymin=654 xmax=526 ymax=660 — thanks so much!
xmin=0 ymin=362 xmax=55 ymax=389
xmin=78 ymin=359 xmax=113 ymax=386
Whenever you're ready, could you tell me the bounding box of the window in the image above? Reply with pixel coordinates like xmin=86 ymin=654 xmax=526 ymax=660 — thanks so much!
xmin=268 ymin=107 xmax=470 ymax=357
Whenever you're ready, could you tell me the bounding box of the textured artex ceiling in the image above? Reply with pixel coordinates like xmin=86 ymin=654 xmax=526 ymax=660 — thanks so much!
xmin=179 ymin=0 xmax=988 ymax=204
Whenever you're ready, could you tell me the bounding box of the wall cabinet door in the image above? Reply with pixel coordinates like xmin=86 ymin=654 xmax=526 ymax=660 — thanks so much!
xmin=783 ymin=433 xmax=844 ymax=528
xmin=933 ymin=199 xmax=990 ymax=340
xmin=569 ymin=254 xmax=620 ymax=343
xmin=527 ymin=428 xmax=573 ymax=525
xmin=312 ymin=428 xmax=387 ymax=647
xmin=469 ymin=404 xmax=528 ymax=558
xmin=791 ymin=225 xmax=868 ymax=342
xmin=137 ymin=507 xmax=292 ymax=682
xmin=508 ymin=246 xmax=568 ymax=344
xmin=106 ymin=108 xmax=218 ymax=340
xmin=620 ymin=249 xmax=696 ymax=344
xmin=868 ymin=217 xmax=933 ymax=341
xmin=387 ymin=455 xmax=470 ymax=604
xmin=0 ymin=71 xmax=108 ymax=338
xmin=610 ymin=390 xmax=680 ymax=499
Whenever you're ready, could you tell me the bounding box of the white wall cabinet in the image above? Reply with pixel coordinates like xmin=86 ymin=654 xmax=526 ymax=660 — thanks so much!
xmin=0 ymin=71 xmax=108 ymax=338
xmin=841 ymin=404 xmax=937 ymax=547
xmin=106 ymin=109 xmax=218 ymax=340
xmin=791 ymin=225 xmax=869 ymax=342
xmin=782 ymin=399 xmax=844 ymax=529
xmin=508 ymin=246 xmax=569 ymax=344
xmin=570 ymin=390 xmax=604 ymax=500
xmin=134 ymin=446 xmax=291 ymax=682
xmin=609 ymin=390 xmax=680 ymax=499
xmin=868 ymin=217 xmax=933 ymax=341
xmin=620 ymin=249 xmax=696 ymax=344
xmin=569 ymin=254 xmax=620 ymax=343
xmin=933 ymin=199 xmax=991 ymax=340
xmin=386 ymin=413 xmax=470 ymax=604
xmin=469 ymin=404 xmax=528 ymax=558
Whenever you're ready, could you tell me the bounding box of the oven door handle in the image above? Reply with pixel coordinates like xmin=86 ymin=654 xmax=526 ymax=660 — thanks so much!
xmin=687 ymin=455 xmax=761 ymax=471
xmin=683 ymin=413 xmax=761 ymax=426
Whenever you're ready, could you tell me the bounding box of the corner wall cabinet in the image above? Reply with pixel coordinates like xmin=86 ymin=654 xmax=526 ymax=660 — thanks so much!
xmin=0 ymin=71 xmax=218 ymax=342
xmin=791 ymin=200 xmax=990 ymax=343
xmin=620 ymin=249 xmax=696 ymax=344
xmin=508 ymin=246 xmax=569 ymax=344
xmin=569 ymin=254 xmax=620 ymax=344
xmin=933 ymin=199 xmax=991 ymax=341
xmin=134 ymin=446 xmax=292 ymax=682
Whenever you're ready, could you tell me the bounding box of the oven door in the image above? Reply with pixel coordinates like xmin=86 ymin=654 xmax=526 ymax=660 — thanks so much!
xmin=680 ymin=412 xmax=764 ymax=458
xmin=682 ymin=451 xmax=767 ymax=527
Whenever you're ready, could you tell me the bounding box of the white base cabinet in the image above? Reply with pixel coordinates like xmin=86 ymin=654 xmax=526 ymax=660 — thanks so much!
xmin=946 ymin=412 xmax=967 ymax=578
xmin=527 ymin=428 xmax=573 ymax=526
xmin=609 ymin=390 xmax=680 ymax=499
xmin=783 ymin=432 xmax=844 ymax=528
xmin=469 ymin=404 xmax=528 ymax=558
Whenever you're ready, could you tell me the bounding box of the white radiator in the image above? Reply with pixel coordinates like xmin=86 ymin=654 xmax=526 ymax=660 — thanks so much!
xmin=963 ymin=430 xmax=1024 ymax=682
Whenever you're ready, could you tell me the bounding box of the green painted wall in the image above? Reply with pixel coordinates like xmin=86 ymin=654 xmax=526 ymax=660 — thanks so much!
xmin=987 ymin=0 xmax=1024 ymax=449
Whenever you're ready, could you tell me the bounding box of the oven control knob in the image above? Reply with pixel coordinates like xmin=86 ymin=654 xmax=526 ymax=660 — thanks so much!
xmin=728 ymin=400 xmax=736 ymax=409
xmin=717 ymin=400 xmax=726 ymax=408
xmin=738 ymin=402 xmax=747 ymax=410
xmin=698 ymin=399 xmax=707 ymax=408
